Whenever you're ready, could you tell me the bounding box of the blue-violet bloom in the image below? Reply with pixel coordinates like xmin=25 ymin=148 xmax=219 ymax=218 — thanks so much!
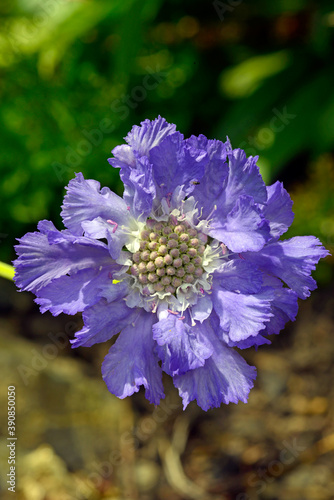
xmin=14 ymin=117 xmax=329 ymax=410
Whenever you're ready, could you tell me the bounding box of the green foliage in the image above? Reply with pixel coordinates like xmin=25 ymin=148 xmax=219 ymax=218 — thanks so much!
xmin=286 ymin=155 xmax=334 ymax=284
xmin=0 ymin=0 xmax=333 ymax=282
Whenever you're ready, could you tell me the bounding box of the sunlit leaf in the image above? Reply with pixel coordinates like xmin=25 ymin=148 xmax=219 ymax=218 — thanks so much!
xmin=220 ymin=51 xmax=291 ymax=98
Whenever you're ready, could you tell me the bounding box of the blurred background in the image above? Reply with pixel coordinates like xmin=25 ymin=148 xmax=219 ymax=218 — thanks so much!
xmin=0 ymin=0 xmax=334 ymax=498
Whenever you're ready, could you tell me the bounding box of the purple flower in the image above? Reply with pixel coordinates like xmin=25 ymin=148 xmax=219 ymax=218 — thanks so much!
xmin=14 ymin=117 xmax=329 ymax=410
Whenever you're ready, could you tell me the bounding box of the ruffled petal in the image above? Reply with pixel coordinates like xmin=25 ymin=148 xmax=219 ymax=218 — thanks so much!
xmin=61 ymin=172 xmax=130 ymax=235
xmin=149 ymin=132 xmax=208 ymax=200
xmin=265 ymin=286 xmax=298 ymax=335
xmin=209 ymin=310 xmax=271 ymax=350
xmin=174 ymin=320 xmax=257 ymax=410
xmin=102 ymin=310 xmax=164 ymax=405
xmin=186 ymin=135 xmax=229 ymax=220
xmin=189 ymin=143 xmax=267 ymax=223
xmin=262 ymin=181 xmax=294 ymax=238
xmin=34 ymin=264 xmax=120 ymax=316
xmin=225 ymin=277 xmax=299 ymax=347
xmin=152 ymin=313 xmax=213 ymax=376
xmin=209 ymin=195 xmax=270 ymax=252
xmin=213 ymin=258 xmax=263 ymax=294
xmin=119 ymin=156 xmax=156 ymax=219
xmin=228 ymin=334 xmax=272 ymax=349
xmin=125 ymin=115 xmax=177 ymax=156
xmin=225 ymin=149 xmax=267 ymax=211
xmin=211 ymin=285 xmax=274 ymax=343
xmin=108 ymin=116 xmax=177 ymax=170
xmin=109 ymin=144 xmax=136 ymax=170
xmin=13 ymin=220 xmax=113 ymax=293
xmin=71 ymin=296 xmax=135 ymax=348
xmin=244 ymin=236 xmax=330 ymax=299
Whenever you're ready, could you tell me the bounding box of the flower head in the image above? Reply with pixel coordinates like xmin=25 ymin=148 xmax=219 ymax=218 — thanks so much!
xmin=14 ymin=117 xmax=329 ymax=410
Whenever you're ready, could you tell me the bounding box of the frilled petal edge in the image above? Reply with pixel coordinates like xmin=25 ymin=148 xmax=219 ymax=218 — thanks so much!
xmin=174 ymin=320 xmax=257 ymax=410
xmin=119 ymin=156 xmax=156 ymax=219
xmin=61 ymin=172 xmax=130 ymax=235
xmin=260 ymin=276 xmax=299 ymax=336
xmin=262 ymin=181 xmax=294 ymax=238
xmin=225 ymin=149 xmax=267 ymax=210
xmin=71 ymin=295 xmax=135 ymax=348
xmin=13 ymin=220 xmax=113 ymax=294
xmin=109 ymin=115 xmax=177 ymax=170
xmin=244 ymin=236 xmax=330 ymax=299
xmin=34 ymin=264 xmax=120 ymax=316
xmin=152 ymin=313 xmax=213 ymax=376
xmin=211 ymin=284 xmax=274 ymax=343
xmin=186 ymin=135 xmax=229 ymax=220
xmin=102 ymin=310 xmax=164 ymax=405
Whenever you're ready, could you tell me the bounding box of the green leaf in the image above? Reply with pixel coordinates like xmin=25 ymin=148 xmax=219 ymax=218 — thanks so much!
xmin=219 ymin=51 xmax=291 ymax=99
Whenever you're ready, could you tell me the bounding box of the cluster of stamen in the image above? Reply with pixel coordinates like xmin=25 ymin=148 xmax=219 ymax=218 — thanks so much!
xmin=130 ymin=219 xmax=208 ymax=295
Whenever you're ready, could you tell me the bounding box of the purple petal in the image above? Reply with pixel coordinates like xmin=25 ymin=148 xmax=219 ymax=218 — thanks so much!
xmin=81 ymin=217 xmax=129 ymax=260
xmin=209 ymin=195 xmax=270 ymax=252
xmin=109 ymin=144 xmax=136 ymax=170
xmin=108 ymin=116 xmax=177 ymax=170
xmin=112 ymin=116 xmax=176 ymax=161
xmin=244 ymin=236 xmax=330 ymax=299
xmin=119 ymin=156 xmax=156 ymax=219
xmin=211 ymin=285 xmax=274 ymax=343
xmin=97 ymin=279 xmax=131 ymax=303
xmin=209 ymin=310 xmax=271 ymax=350
xmin=228 ymin=334 xmax=272 ymax=349
xmin=213 ymin=258 xmax=263 ymax=294
xmin=265 ymin=285 xmax=298 ymax=335
xmin=225 ymin=149 xmax=267 ymax=211
xmin=71 ymin=297 xmax=135 ymax=348
xmin=152 ymin=313 xmax=213 ymax=376
xmin=149 ymin=132 xmax=208 ymax=200
xmin=102 ymin=310 xmax=164 ymax=405
xmin=226 ymin=278 xmax=299 ymax=347
xmin=61 ymin=172 xmax=130 ymax=235
xmin=191 ymin=294 xmax=213 ymax=323
xmin=34 ymin=264 xmax=121 ymax=316
xmin=186 ymin=135 xmax=229 ymax=220
xmin=188 ymin=143 xmax=267 ymax=227
xmin=174 ymin=320 xmax=257 ymax=410
xmin=126 ymin=115 xmax=177 ymax=155
xmin=13 ymin=220 xmax=113 ymax=293
xmin=262 ymin=181 xmax=294 ymax=238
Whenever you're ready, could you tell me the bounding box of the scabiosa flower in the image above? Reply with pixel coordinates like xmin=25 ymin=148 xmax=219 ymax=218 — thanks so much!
xmin=14 ymin=117 xmax=329 ymax=410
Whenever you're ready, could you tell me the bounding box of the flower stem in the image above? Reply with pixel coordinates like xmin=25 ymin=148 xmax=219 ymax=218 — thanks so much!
xmin=0 ymin=262 xmax=15 ymax=281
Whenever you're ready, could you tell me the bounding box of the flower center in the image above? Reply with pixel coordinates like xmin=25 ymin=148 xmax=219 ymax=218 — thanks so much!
xmin=129 ymin=218 xmax=208 ymax=296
